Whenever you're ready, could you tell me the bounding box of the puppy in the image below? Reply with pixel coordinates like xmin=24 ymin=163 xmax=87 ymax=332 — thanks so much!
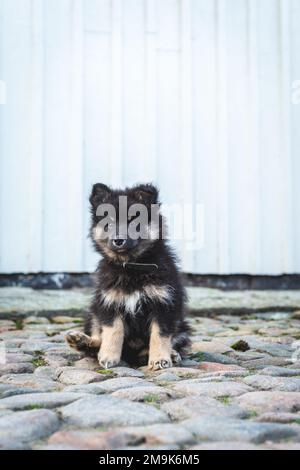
xmin=66 ymin=183 xmax=191 ymax=370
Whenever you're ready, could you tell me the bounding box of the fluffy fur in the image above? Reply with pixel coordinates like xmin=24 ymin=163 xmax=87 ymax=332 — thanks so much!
xmin=66 ymin=183 xmax=191 ymax=370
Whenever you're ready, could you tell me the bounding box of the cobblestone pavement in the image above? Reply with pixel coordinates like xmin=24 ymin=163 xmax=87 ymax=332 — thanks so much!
xmin=0 ymin=308 xmax=300 ymax=450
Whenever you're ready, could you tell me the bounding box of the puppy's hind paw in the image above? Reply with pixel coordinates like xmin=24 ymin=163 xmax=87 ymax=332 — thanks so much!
xmin=65 ymin=331 xmax=91 ymax=351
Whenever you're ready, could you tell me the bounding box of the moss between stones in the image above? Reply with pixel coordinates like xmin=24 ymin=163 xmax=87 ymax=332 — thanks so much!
xmin=191 ymin=352 xmax=206 ymax=362
xmin=31 ymin=357 xmax=47 ymax=367
xmin=179 ymin=372 xmax=197 ymax=379
xmin=231 ymin=340 xmax=250 ymax=352
xmin=94 ymin=426 xmax=110 ymax=432
xmin=216 ymin=396 xmax=231 ymax=405
xmin=96 ymin=369 xmax=114 ymax=375
xmin=23 ymin=404 xmax=44 ymax=411
xmin=143 ymin=395 xmax=160 ymax=403
xmin=246 ymin=411 xmax=259 ymax=419
xmin=34 ymin=350 xmax=45 ymax=356
xmin=14 ymin=319 xmax=24 ymax=330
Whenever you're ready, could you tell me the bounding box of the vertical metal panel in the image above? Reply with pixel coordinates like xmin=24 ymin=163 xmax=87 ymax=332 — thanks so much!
xmin=123 ymin=0 xmax=146 ymax=184
xmin=27 ymin=0 xmax=44 ymax=272
xmin=0 ymin=0 xmax=42 ymax=272
xmin=180 ymin=0 xmax=194 ymax=273
xmin=110 ymin=0 xmax=123 ymax=187
xmin=258 ymin=0 xmax=283 ymax=274
xmin=291 ymin=0 xmax=300 ymax=271
xmin=144 ymin=0 xmax=158 ymax=181
xmin=192 ymin=0 xmax=219 ymax=273
xmin=83 ymin=0 xmax=112 ymax=270
xmin=227 ymin=0 xmax=253 ymax=273
xmin=246 ymin=0 xmax=262 ymax=274
xmin=0 ymin=0 xmax=299 ymax=275
xmin=84 ymin=0 xmax=111 ymax=32
xmin=216 ymin=0 xmax=230 ymax=273
xmin=156 ymin=0 xmax=181 ymax=205
xmin=68 ymin=0 xmax=84 ymax=271
xmin=42 ymin=0 xmax=83 ymax=271
xmin=279 ymin=0 xmax=294 ymax=273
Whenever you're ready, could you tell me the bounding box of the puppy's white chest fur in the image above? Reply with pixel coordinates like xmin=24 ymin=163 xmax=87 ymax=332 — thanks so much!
xmin=101 ymin=285 xmax=173 ymax=315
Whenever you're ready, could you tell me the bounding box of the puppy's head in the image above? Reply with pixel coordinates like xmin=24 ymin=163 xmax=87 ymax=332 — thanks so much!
xmin=90 ymin=183 xmax=161 ymax=262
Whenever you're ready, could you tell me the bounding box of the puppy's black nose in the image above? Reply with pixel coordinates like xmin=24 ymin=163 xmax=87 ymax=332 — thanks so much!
xmin=112 ymin=238 xmax=126 ymax=248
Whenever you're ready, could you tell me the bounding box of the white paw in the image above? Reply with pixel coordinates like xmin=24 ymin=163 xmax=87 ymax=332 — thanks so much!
xmin=98 ymin=352 xmax=121 ymax=369
xmin=148 ymin=356 xmax=172 ymax=371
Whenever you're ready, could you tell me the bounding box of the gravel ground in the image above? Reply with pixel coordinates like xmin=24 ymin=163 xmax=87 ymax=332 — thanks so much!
xmin=0 ymin=292 xmax=300 ymax=450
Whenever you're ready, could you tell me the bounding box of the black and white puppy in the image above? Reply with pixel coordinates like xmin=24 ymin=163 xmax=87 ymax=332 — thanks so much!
xmin=66 ymin=183 xmax=191 ymax=370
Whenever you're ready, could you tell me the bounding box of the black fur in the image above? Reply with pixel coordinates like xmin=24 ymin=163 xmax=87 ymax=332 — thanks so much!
xmin=74 ymin=183 xmax=191 ymax=367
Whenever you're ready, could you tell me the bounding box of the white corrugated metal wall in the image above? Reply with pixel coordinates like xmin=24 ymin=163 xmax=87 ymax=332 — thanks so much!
xmin=0 ymin=0 xmax=299 ymax=275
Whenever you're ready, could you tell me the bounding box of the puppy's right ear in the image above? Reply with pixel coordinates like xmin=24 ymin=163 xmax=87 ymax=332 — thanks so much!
xmin=89 ymin=183 xmax=111 ymax=208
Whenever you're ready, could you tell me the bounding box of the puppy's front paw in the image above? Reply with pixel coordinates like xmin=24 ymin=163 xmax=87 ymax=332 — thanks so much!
xmin=98 ymin=351 xmax=121 ymax=369
xmin=148 ymin=356 xmax=172 ymax=371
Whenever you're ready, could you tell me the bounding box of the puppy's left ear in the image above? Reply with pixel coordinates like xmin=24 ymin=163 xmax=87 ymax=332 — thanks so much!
xmin=89 ymin=183 xmax=111 ymax=207
xmin=131 ymin=184 xmax=159 ymax=205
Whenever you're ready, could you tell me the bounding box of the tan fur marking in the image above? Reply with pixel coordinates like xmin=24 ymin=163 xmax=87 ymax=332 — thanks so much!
xmin=90 ymin=317 xmax=102 ymax=348
xmin=92 ymin=228 xmax=129 ymax=263
xmin=102 ymin=289 xmax=123 ymax=305
xmin=144 ymin=285 xmax=173 ymax=304
xmin=101 ymin=284 xmax=173 ymax=315
xmin=148 ymin=321 xmax=172 ymax=371
xmin=89 ymin=336 xmax=102 ymax=348
xmin=102 ymin=289 xmax=142 ymax=314
xmin=98 ymin=317 xmax=124 ymax=368
xmin=138 ymin=347 xmax=149 ymax=357
xmin=92 ymin=225 xmax=104 ymax=241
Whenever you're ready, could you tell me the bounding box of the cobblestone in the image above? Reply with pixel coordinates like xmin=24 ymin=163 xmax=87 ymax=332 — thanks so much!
xmin=0 ymin=289 xmax=300 ymax=450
